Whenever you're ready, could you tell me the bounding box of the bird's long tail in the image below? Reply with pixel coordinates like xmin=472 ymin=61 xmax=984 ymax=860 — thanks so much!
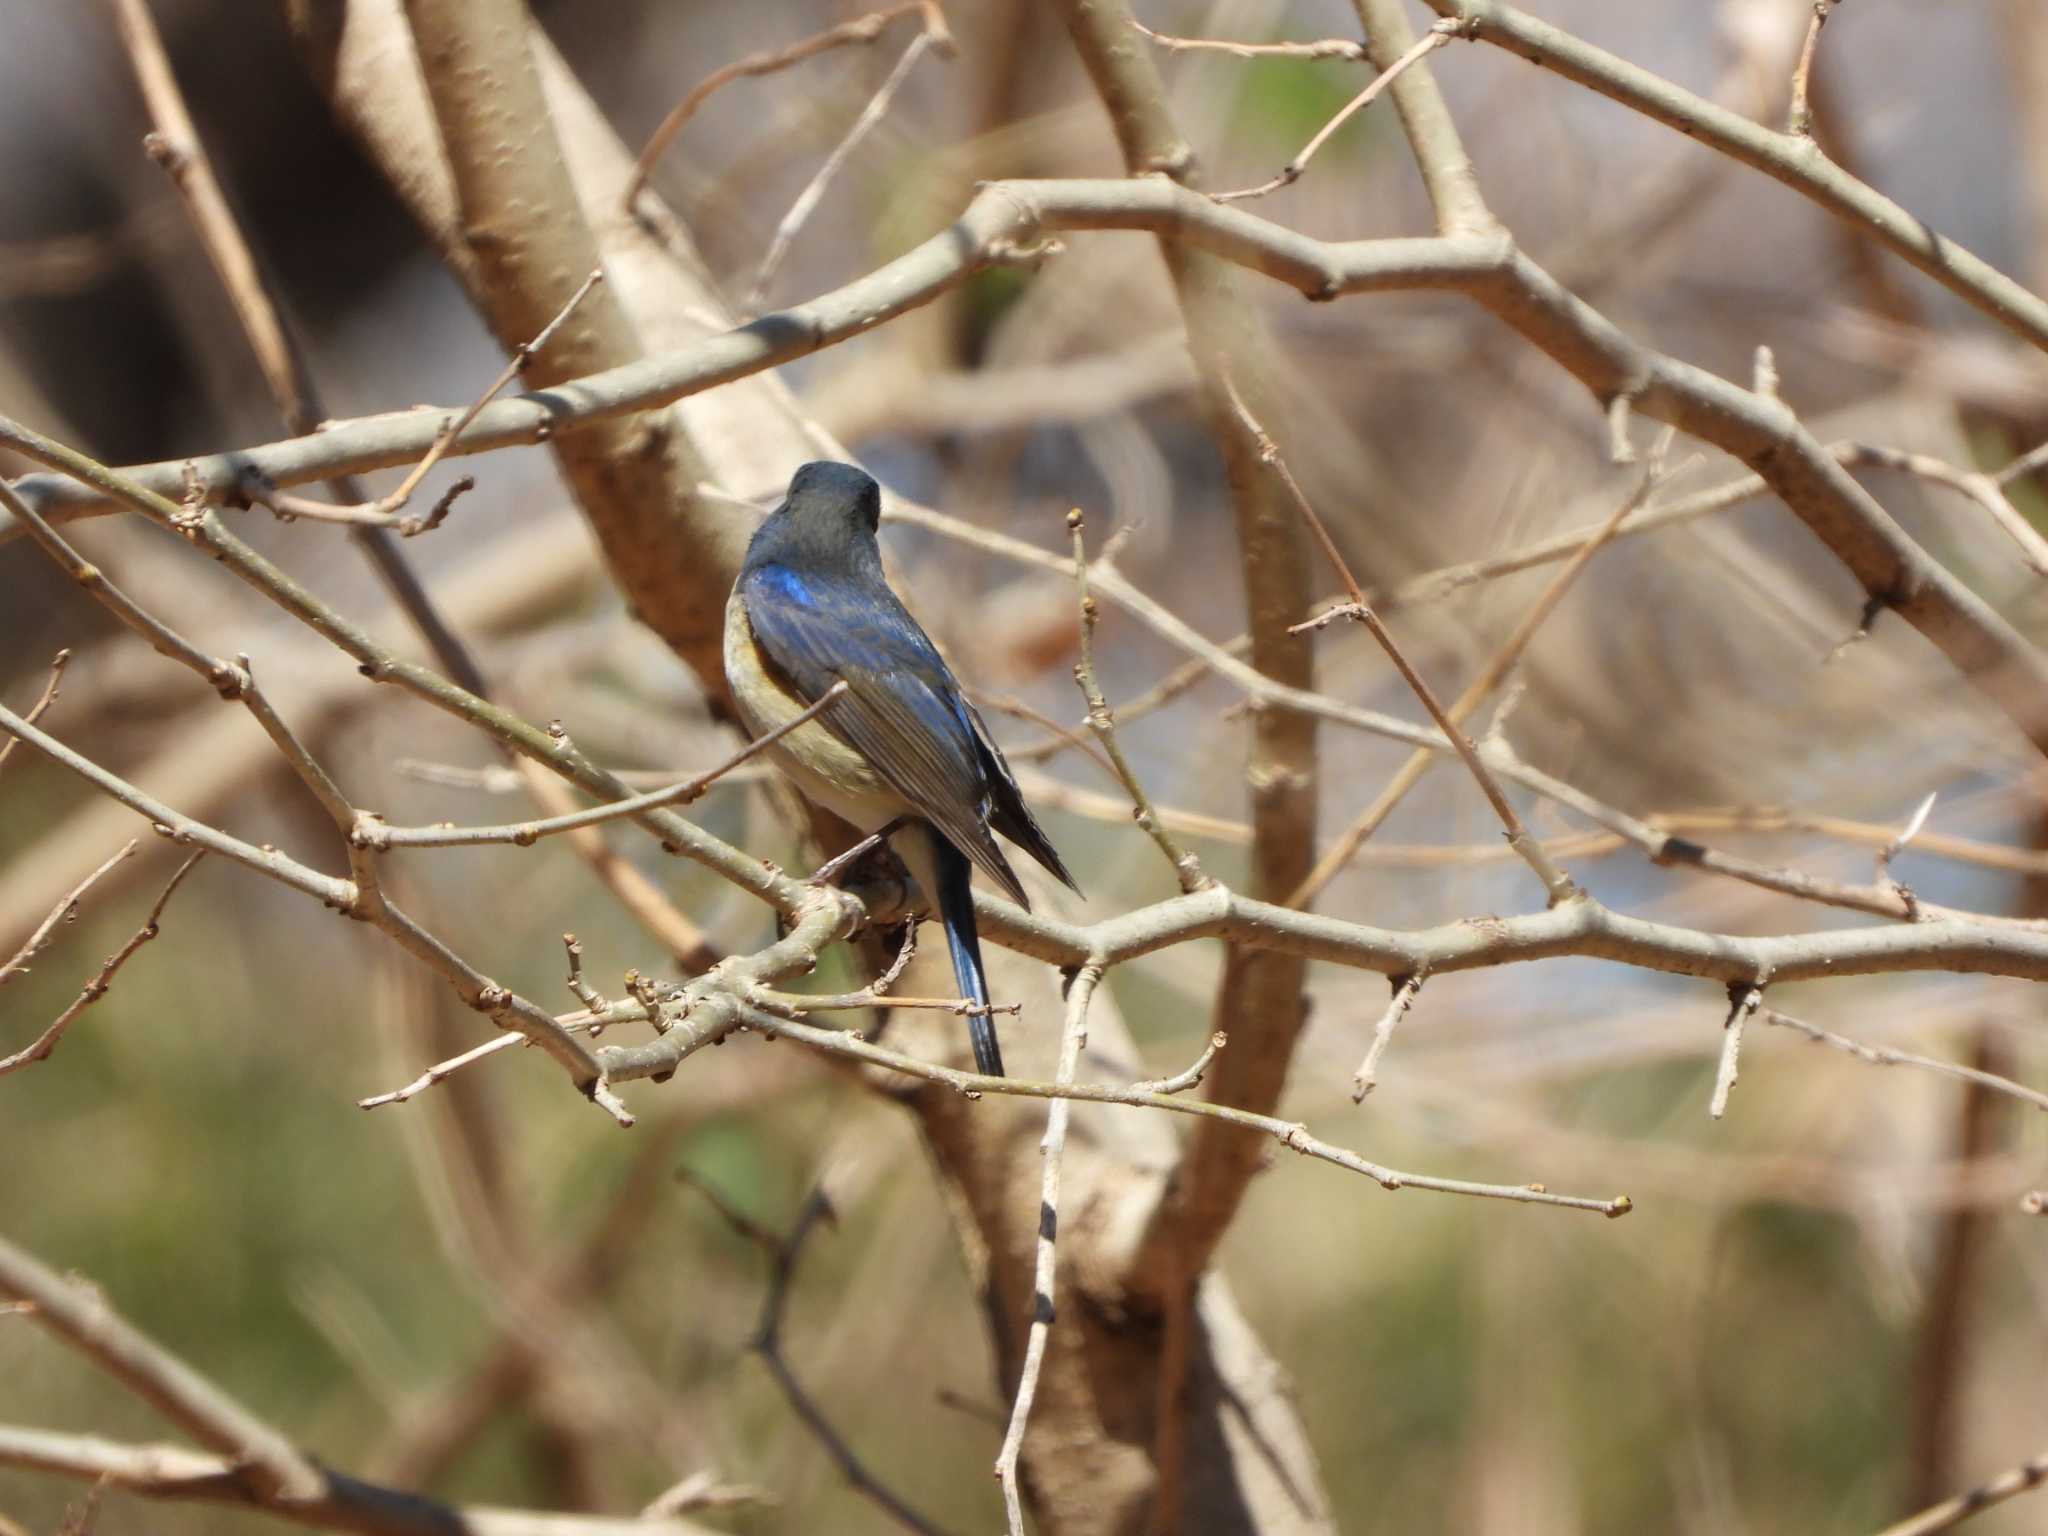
xmin=927 ymin=831 xmax=1004 ymax=1077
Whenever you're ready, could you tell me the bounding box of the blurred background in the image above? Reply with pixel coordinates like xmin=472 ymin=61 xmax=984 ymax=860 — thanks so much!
xmin=4 ymin=1 xmax=2048 ymax=1532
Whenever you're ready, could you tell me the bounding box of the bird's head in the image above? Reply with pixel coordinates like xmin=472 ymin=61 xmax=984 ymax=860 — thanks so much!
xmin=743 ymin=460 xmax=883 ymax=577
xmin=782 ymin=460 xmax=881 ymax=536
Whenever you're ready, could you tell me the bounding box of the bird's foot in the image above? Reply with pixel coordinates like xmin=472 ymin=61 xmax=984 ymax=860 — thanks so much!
xmin=809 ymin=815 xmax=911 ymax=887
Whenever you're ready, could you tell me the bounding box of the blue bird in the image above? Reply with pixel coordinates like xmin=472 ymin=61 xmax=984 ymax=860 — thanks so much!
xmin=723 ymin=462 xmax=1080 ymax=1077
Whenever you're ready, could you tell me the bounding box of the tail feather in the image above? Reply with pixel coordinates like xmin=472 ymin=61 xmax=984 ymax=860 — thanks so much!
xmin=929 ymin=832 xmax=1004 ymax=1077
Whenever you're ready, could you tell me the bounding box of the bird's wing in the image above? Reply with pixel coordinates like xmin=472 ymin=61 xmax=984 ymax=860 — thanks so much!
xmin=962 ymin=697 xmax=1081 ymax=895
xmin=739 ymin=562 xmax=1028 ymax=906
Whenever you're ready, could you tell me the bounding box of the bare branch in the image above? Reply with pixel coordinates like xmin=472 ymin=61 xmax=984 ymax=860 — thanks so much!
xmin=1786 ymin=0 xmax=1842 ymax=137
xmin=748 ymin=29 xmax=939 ymax=308
xmin=996 ymin=962 xmax=1104 ymax=1533
xmin=0 ymin=853 xmax=202 ymax=1078
xmin=1415 ymin=0 xmax=2048 ymax=352
xmin=0 ymin=1235 xmax=323 ymax=1501
xmin=1132 ymin=1031 xmax=1228 ymax=1096
xmin=2 ymin=842 xmax=135 ymax=990
xmin=681 ymin=1179 xmax=952 ymax=1536
xmin=0 ymin=1422 xmax=716 ymax=1536
xmin=1762 ymin=1008 xmax=2048 ymax=1115
xmin=623 ymin=2 xmax=938 ymax=209
xmin=1068 ymin=509 xmax=1210 ymax=893
xmin=0 ymin=704 xmax=619 ymax=1116
xmin=1872 ymin=1444 xmax=2048 ymax=1536
xmin=1293 ymin=443 xmax=1668 ymax=905
xmin=0 ymin=648 xmax=68 ymax=783
xmin=236 ymin=270 xmax=603 ymax=535
xmin=1224 ymin=383 xmax=1579 ymax=903
xmin=727 ymin=1005 xmax=1632 ymax=1218
xmin=1211 ymin=23 xmax=1460 ymax=204
xmin=1129 ymin=16 xmax=1366 ymax=61
xmin=0 ymin=478 xmax=243 ymax=695
xmin=1352 ymin=973 xmax=1423 ymax=1102
xmin=359 ymin=682 xmax=848 ymax=849
xmin=1839 ymin=441 xmax=2048 ymax=578
xmin=1710 ymin=982 xmax=1765 ymax=1120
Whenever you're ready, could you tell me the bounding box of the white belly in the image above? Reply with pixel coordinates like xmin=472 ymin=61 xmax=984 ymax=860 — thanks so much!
xmin=722 ymin=588 xmax=911 ymax=834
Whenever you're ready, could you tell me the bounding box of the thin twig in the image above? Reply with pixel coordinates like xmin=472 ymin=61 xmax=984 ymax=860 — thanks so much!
xmin=1132 ymin=1031 xmax=1227 ymax=1096
xmin=1129 ymin=16 xmax=1366 ymax=61
xmin=1352 ymin=972 xmax=1423 ymax=1102
xmin=1710 ymin=983 xmax=1765 ymax=1120
xmin=0 ymin=853 xmax=203 ymax=1078
xmin=2 ymin=843 xmax=136 ymax=990
xmin=1069 ymin=509 xmax=1210 ymax=893
xmin=361 ymin=682 xmax=848 ymax=849
xmin=236 ymin=655 xmax=355 ymax=831
xmin=0 ymin=703 xmax=619 ymax=1115
xmin=683 ymin=1179 xmax=952 ymax=1536
xmin=734 ymin=1005 xmax=1631 ymax=1217
xmin=749 ymin=29 xmax=938 ymax=307
xmin=0 ymin=1423 xmax=714 ymax=1536
xmin=112 ymin=0 xmax=304 ymax=426
xmin=1786 ymin=0 xmax=1841 ymax=137
xmin=0 ymin=479 xmax=244 ymax=695
xmin=1224 ymin=383 xmax=1579 ymax=904
xmin=1762 ymin=1009 xmax=2048 ymax=1115
xmin=0 ymin=649 xmax=69 ymax=783
xmin=1292 ymin=442 xmax=1670 ymax=905
xmin=514 ymin=759 xmax=723 ymax=973
xmin=623 ymin=1 xmax=935 ymax=208
xmin=1211 ymin=23 xmax=1460 ymax=204
xmin=1871 ymin=1445 xmax=2048 ymax=1536
xmin=237 ymin=269 xmax=604 ymax=533
xmin=0 ymin=1235 xmax=325 ymax=1501
xmin=995 ymin=962 xmax=1103 ymax=1534
xmin=356 ymin=992 xmax=648 ymax=1112
xmin=1840 ymin=441 xmax=2048 ymax=578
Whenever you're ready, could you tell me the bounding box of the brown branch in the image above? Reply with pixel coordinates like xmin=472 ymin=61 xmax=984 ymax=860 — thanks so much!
xmin=1226 ymin=383 xmax=1579 ymax=904
xmin=0 ymin=648 xmax=68 ymax=783
xmin=1351 ymin=972 xmax=1423 ymax=1102
xmin=1068 ymin=509 xmax=1210 ymax=893
xmin=1786 ymin=0 xmax=1842 ymax=137
xmin=111 ymin=0 xmax=303 ymax=425
xmin=359 ymin=682 xmax=848 ymax=849
xmin=1413 ymin=0 xmax=2048 ymax=349
xmin=1873 ymin=1446 xmax=2048 ymax=1536
xmin=682 ymin=1180 xmax=952 ymax=1536
xmin=1 ymin=842 xmax=135 ymax=990
xmin=1292 ymin=443 xmax=1666 ymax=905
xmin=0 ymin=1235 xmax=325 ymax=1502
xmin=0 ymin=478 xmax=244 ymax=696
xmin=0 ymin=1422 xmax=715 ymax=1536
xmin=110 ymin=0 xmax=496 ymax=693
xmin=1128 ymin=16 xmax=1366 ymax=61
xmin=728 ymin=1004 xmax=1632 ymax=1217
xmin=12 ymin=177 xmax=2043 ymax=756
xmin=622 ymin=2 xmax=937 ymax=210
xmin=0 ymin=852 xmax=202 ymax=1077
xmin=749 ymin=27 xmax=942 ymax=307
xmin=1709 ymin=982 xmax=1765 ymax=1120
xmin=1131 ymin=1030 xmax=1228 ymax=1096
xmin=0 ymin=431 xmax=624 ymax=1109
xmin=1762 ymin=1009 xmax=2048 ymax=1115
xmin=995 ymin=962 xmax=1103 ymax=1534
xmin=0 ymin=703 xmax=620 ymax=1119
xmin=237 ymin=270 xmax=602 ymax=535
xmin=1211 ymin=22 xmax=1460 ymax=204
xmin=1838 ymin=440 xmax=2048 ymax=578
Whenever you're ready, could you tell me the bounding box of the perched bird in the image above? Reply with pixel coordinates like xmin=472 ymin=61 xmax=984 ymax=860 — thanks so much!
xmin=723 ymin=461 xmax=1079 ymax=1077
